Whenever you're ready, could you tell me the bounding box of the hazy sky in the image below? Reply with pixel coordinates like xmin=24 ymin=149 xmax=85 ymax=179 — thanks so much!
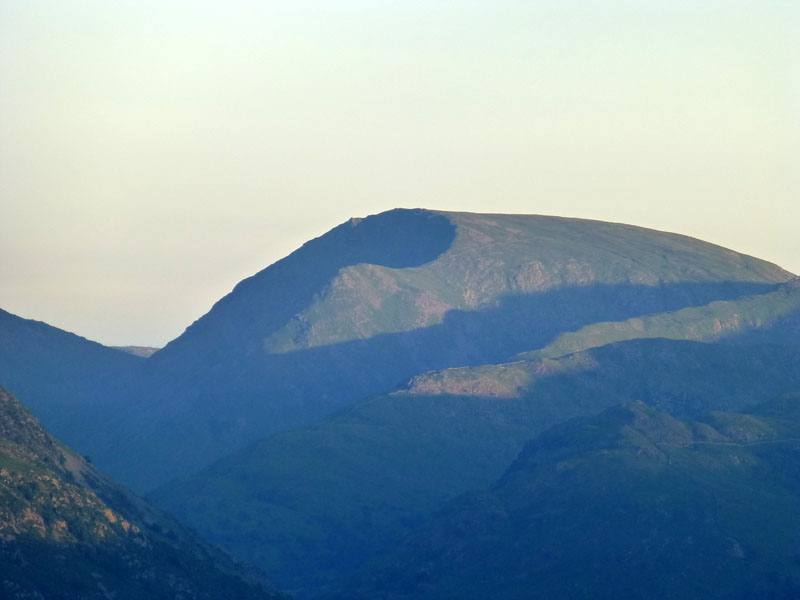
xmin=1 ymin=1 xmax=798 ymax=347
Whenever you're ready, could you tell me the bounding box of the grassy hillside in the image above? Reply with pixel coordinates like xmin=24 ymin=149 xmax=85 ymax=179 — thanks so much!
xmin=0 ymin=388 xmax=284 ymax=600
xmin=261 ymin=211 xmax=793 ymax=353
xmin=345 ymin=399 xmax=800 ymax=600
xmin=151 ymin=337 xmax=800 ymax=595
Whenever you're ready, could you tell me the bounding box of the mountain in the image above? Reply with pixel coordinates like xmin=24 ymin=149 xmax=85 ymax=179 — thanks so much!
xmin=0 ymin=387 xmax=284 ymax=600
xmin=80 ymin=209 xmax=793 ymax=490
xmin=343 ymin=399 xmax=800 ymax=600
xmin=3 ymin=209 xmax=799 ymax=596
xmin=0 ymin=309 xmax=142 ymax=438
xmin=151 ymin=333 xmax=800 ymax=594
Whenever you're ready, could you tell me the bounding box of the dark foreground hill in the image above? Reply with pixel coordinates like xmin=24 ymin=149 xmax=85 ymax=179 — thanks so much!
xmin=343 ymin=399 xmax=800 ymax=600
xmin=0 ymin=388 xmax=284 ymax=600
xmin=72 ymin=209 xmax=794 ymax=490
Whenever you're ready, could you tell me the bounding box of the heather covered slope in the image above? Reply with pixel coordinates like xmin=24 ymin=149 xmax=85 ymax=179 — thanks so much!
xmin=97 ymin=209 xmax=792 ymax=490
xmin=0 ymin=388 xmax=284 ymax=600
xmin=151 ymin=337 xmax=800 ymax=594
xmin=344 ymin=400 xmax=800 ymax=600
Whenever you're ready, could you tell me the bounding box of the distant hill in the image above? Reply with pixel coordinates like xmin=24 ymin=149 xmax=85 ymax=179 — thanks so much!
xmin=0 ymin=309 xmax=142 ymax=438
xmin=112 ymin=345 xmax=160 ymax=358
xmin=88 ymin=209 xmax=793 ymax=490
xmin=0 ymin=387 xmax=284 ymax=600
xmin=343 ymin=399 xmax=800 ymax=600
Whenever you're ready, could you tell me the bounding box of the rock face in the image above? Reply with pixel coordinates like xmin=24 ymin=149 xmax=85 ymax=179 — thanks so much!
xmin=60 ymin=209 xmax=793 ymax=490
xmin=0 ymin=387 xmax=284 ymax=600
xmin=344 ymin=400 xmax=800 ymax=600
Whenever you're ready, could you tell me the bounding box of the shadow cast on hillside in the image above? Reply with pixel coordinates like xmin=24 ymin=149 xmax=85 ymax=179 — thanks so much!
xmin=167 ymin=279 xmax=777 ymax=436
xmin=99 ymin=278 xmax=780 ymax=491
xmin=153 ymin=209 xmax=457 ymax=362
xmin=148 ymin=337 xmax=800 ymax=594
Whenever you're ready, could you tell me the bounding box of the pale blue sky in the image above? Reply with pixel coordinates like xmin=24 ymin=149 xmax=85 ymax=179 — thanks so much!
xmin=1 ymin=1 xmax=798 ymax=346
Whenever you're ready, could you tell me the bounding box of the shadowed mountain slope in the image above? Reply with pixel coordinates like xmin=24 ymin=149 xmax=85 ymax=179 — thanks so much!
xmin=342 ymin=399 xmax=800 ymax=600
xmin=0 ymin=309 xmax=142 ymax=436
xmin=91 ymin=209 xmax=792 ymax=490
xmin=0 ymin=388 xmax=284 ymax=600
xmin=523 ymin=276 xmax=800 ymax=360
xmin=151 ymin=334 xmax=800 ymax=595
